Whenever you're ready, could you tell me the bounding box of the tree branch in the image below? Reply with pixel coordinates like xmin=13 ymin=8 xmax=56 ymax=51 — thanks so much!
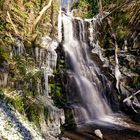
xmin=102 ymin=0 xmax=134 ymax=20
xmin=7 ymin=11 xmax=18 ymax=34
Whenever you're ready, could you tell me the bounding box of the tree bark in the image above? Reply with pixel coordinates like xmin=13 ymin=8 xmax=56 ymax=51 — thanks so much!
xmin=98 ymin=0 xmax=103 ymax=16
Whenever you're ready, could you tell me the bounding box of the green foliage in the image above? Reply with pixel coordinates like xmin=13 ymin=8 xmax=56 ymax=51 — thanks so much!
xmin=0 ymin=89 xmax=24 ymax=113
xmin=29 ymin=106 xmax=40 ymax=126
xmin=111 ymin=11 xmax=129 ymax=42
xmin=72 ymin=0 xmax=98 ymax=18
xmin=0 ymin=22 xmax=5 ymax=31
xmin=0 ymin=47 xmax=43 ymax=125
xmin=0 ymin=0 xmax=59 ymax=48
xmin=48 ymin=46 xmax=66 ymax=108
xmin=0 ymin=0 xmax=4 ymax=9
xmin=31 ymin=111 xmax=40 ymax=126
xmin=0 ymin=14 xmax=13 ymax=46
xmin=62 ymin=109 xmax=76 ymax=130
xmin=49 ymin=82 xmax=63 ymax=107
xmin=0 ymin=0 xmax=60 ymax=131
xmin=128 ymin=76 xmax=140 ymax=90
xmin=117 ymin=26 xmax=127 ymax=40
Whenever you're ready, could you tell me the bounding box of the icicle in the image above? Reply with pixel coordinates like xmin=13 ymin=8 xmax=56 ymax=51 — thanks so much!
xmin=115 ymin=44 xmax=121 ymax=91
xmin=38 ymin=36 xmax=65 ymax=139
xmin=58 ymin=8 xmax=62 ymax=42
xmin=35 ymin=47 xmax=39 ymax=62
xmin=124 ymin=40 xmax=128 ymax=52
xmin=81 ymin=20 xmax=85 ymax=42
xmin=88 ymin=21 xmax=94 ymax=45
xmin=0 ymin=73 xmax=8 ymax=87
xmin=9 ymin=45 xmax=13 ymax=58
xmin=43 ymin=70 xmax=49 ymax=96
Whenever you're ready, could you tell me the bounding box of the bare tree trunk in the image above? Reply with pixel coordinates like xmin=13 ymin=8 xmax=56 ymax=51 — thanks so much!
xmin=49 ymin=3 xmax=54 ymax=37
xmin=32 ymin=0 xmax=53 ymax=33
xmin=98 ymin=0 xmax=103 ymax=15
xmin=7 ymin=11 xmax=18 ymax=34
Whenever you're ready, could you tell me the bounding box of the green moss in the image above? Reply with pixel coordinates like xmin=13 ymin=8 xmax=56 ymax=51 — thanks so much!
xmin=3 ymin=36 xmax=13 ymax=45
xmin=13 ymin=97 xmax=24 ymax=113
xmin=117 ymin=26 xmax=127 ymax=40
xmin=128 ymin=76 xmax=140 ymax=89
xmin=62 ymin=109 xmax=76 ymax=130
xmin=0 ymin=47 xmax=11 ymax=62
xmin=31 ymin=107 xmax=40 ymax=126
xmin=24 ymin=2 xmax=34 ymax=9
xmin=133 ymin=76 xmax=140 ymax=89
xmin=5 ymin=23 xmax=13 ymax=31
xmin=0 ymin=22 xmax=5 ymax=31
xmin=26 ymin=91 xmax=33 ymax=97
xmin=0 ymin=0 xmax=4 ymax=8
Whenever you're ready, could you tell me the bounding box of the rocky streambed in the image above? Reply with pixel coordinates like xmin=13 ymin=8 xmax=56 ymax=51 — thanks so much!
xmin=62 ymin=116 xmax=140 ymax=140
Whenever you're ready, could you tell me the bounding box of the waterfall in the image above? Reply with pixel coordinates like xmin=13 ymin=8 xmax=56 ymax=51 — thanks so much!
xmin=61 ymin=13 xmax=113 ymax=125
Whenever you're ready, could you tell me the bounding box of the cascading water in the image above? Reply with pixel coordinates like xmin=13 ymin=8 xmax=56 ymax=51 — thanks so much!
xmin=60 ymin=12 xmax=114 ymax=125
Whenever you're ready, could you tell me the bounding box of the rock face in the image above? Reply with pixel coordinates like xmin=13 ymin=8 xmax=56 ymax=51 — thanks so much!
xmin=35 ymin=37 xmax=65 ymax=139
xmin=0 ymin=60 xmax=9 ymax=89
xmin=90 ymin=16 xmax=140 ymax=115
xmin=0 ymin=37 xmax=65 ymax=140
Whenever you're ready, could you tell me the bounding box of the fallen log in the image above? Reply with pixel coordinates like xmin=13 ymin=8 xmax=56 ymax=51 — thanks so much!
xmin=123 ymin=90 xmax=140 ymax=103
